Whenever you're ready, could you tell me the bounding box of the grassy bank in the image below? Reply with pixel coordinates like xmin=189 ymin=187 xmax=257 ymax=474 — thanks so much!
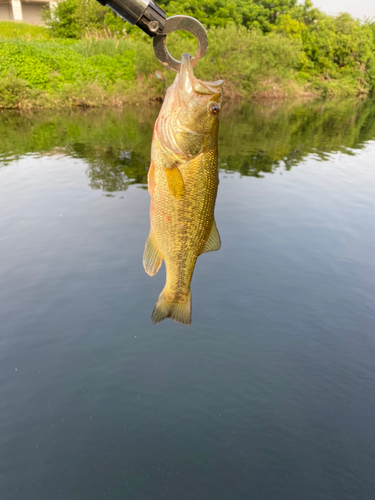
xmin=0 ymin=17 xmax=374 ymax=109
xmin=0 ymin=23 xmax=156 ymax=108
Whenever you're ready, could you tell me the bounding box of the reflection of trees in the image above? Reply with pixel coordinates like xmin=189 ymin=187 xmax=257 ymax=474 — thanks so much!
xmin=1 ymin=99 xmax=375 ymax=191
xmin=219 ymin=99 xmax=375 ymax=177
xmin=0 ymin=107 xmax=157 ymax=191
xmin=86 ymin=150 xmax=149 ymax=191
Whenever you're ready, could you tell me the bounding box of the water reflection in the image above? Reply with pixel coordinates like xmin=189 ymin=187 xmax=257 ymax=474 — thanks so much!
xmin=219 ymin=99 xmax=375 ymax=176
xmin=1 ymin=98 xmax=375 ymax=191
xmin=0 ymin=107 xmax=157 ymax=192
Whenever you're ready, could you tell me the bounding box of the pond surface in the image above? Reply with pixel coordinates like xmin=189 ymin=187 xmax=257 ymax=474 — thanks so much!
xmin=1 ymin=99 xmax=375 ymax=500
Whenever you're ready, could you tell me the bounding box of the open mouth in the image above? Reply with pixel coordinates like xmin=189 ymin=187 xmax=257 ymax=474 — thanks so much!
xmin=180 ymin=53 xmax=223 ymax=96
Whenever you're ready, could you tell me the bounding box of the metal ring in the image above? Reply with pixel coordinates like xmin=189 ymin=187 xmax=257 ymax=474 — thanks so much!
xmin=153 ymin=15 xmax=208 ymax=72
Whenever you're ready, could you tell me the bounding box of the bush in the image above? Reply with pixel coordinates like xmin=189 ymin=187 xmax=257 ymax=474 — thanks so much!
xmin=41 ymin=0 xmax=126 ymax=38
xmin=194 ymin=25 xmax=303 ymax=97
xmin=160 ymin=0 xmax=299 ymax=32
xmin=0 ymin=70 xmax=47 ymax=108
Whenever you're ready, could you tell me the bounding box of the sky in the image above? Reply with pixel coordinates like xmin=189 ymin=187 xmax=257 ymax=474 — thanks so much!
xmin=311 ymin=0 xmax=375 ymax=19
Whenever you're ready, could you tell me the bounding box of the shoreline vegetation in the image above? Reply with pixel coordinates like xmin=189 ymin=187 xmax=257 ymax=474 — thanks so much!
xmin=1 ymin=0 xmax=375 ymax=109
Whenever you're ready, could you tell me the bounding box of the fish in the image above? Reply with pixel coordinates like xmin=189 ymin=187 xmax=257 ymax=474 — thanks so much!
xmin=143 ymin=53 xmax=223 ymax=325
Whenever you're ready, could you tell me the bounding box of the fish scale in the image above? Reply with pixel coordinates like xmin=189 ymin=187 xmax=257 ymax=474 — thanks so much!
xmin=152 ymin=150 xmax=218 ymax=292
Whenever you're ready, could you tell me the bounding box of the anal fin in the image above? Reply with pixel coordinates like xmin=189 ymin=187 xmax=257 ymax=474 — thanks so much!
xmin=201 ymin=220 xmax=221 ymax=254
xmin=143 ymin=234 xmax=162 ymax=276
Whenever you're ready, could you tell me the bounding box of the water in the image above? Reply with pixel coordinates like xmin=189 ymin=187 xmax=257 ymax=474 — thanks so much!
xmin=1 ymin=99 xmax=375 ymax=500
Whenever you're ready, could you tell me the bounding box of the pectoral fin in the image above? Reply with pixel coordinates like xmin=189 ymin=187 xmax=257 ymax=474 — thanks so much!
xmin=201 ymin=220 xmax=221 ymax=254
xmin=165 ymin=166 xmax=185 ymax=199
xmin=143 ymin=234 xmax=162 ymax=276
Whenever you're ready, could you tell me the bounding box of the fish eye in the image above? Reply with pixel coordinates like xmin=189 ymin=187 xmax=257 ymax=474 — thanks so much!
xmin=209 ymin=103 xmax=220 ymax=115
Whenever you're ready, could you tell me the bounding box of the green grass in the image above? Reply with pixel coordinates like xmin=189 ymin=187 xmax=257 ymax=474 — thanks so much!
xmin=0 ymin=20 xmax=50 ymax=40
xmin=0 ymin=38 xmax=137 ymax=88
xmin=0 ymin=31 xmax=155 ymax=108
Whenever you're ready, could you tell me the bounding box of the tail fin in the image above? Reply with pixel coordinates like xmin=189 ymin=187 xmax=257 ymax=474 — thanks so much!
xmin=151 ymin=288 xmax=191 ymax=326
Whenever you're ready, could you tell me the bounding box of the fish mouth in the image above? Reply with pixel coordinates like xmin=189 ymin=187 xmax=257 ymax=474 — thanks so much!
xmin=179 ymin=53 xmax=223 ymax=97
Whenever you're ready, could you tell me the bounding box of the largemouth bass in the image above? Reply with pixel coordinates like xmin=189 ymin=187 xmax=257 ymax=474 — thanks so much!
xmin=143 ymin=53 xmax=223 ymax=325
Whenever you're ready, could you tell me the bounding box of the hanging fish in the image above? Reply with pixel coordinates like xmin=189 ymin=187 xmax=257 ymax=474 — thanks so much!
xmin=143 ymin=53 xmax=223 ymax=325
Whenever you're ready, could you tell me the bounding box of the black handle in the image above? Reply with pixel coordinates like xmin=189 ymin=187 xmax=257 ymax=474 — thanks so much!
xmin=96 ymin=0 xmax=166 ymax=37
